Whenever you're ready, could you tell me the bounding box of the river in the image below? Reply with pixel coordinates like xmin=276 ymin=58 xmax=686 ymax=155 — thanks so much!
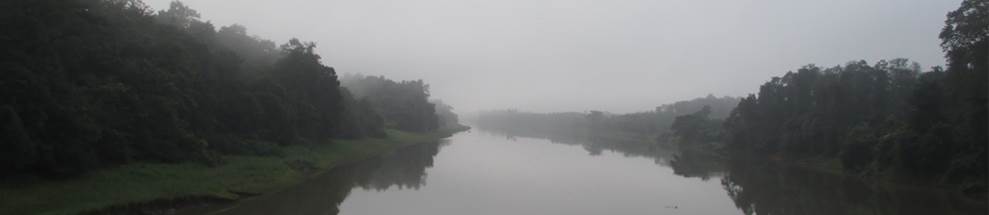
xmin=186 ymin=129 xmax=986 ymax=215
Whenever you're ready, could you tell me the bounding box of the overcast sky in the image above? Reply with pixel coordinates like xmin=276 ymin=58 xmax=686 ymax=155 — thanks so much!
xmin=146 ymin=0 xmax=960 ymax=113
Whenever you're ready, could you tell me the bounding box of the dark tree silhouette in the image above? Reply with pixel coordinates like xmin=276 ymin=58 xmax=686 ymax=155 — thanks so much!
xmin=722 ymin=0 xmax=987 ymax=195
xmin=0 ymin=0 xmax=454 ymax=178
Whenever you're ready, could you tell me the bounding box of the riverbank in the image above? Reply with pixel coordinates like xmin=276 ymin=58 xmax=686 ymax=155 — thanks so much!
xmin=0 ymin=128 xmax=465 ymax=215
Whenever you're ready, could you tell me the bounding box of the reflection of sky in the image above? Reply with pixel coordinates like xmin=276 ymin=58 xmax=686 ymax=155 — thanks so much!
xmin=208 ymin=129 xmax=984 ymax=215
xmin=474 ymin=128 xmax=683 ymax=166
xmin=339 ymin=131 xmax=738 ymax=215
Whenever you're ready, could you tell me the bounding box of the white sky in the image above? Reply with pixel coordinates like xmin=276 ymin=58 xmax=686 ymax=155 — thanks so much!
xmin=145 ymin=0 xmax=961 ymax=113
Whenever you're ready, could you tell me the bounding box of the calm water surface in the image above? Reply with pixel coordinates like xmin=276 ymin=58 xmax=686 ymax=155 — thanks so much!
xmin=196 ymin=129 xmax=985 ymax=215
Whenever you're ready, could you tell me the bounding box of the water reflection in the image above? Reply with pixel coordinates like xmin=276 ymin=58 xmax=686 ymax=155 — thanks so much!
xmin=353 ymin=140 xmax=442 ymax=191
xmin=669 ymin=149 xmax=724 ymax=181
xmin=479 ymin=126 xmax=987 ymax=215
xmin=475 ymin=126 xmax=680 ymax=166
xmin=721 ymin=158 xmax=986 ymax=215
xmin=186 ymin=128 xmax=985 ymax=215
xmin=207 ymin=141 xmax=446 ymax=215
xmin=476 ymin=126 xmax=726 ymax=180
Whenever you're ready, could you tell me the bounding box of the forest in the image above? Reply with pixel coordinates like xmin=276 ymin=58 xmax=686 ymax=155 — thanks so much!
xmin=667 ymin=0 xmax=987 ymax=196
xmin=0 ymin=0 xmax=985 ymax=214
xmin=477 ymin=0 xmax=987 ymax=198
xmin=0 ymin=0 xmax=453 ymax=178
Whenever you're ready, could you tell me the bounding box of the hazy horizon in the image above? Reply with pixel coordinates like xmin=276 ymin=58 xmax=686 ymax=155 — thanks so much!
xmin=145 ymin=0 xmax=960 ymax=113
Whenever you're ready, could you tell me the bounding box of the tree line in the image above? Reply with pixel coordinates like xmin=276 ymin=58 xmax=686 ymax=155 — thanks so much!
xmin=474 ymin=95 xmax=739 ymax=139
xmin=340 ymin=74 xmax=439 ymax=133
xmin=669 ymin=0 xmax=986 ymax=195
xmin=0 ymin=0 xmax=452 ymax=177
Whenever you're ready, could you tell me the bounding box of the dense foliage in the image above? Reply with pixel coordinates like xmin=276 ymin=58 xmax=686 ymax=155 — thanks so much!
xmin=722 ymin=0 xmax=986 ymax=192
xmin=0 ymin=0 xmax=448 ymax=177
xmin=670 ymin=106 xmax=723 ymax=144
xmin=340 ymin=75 xmax=440 ymax=132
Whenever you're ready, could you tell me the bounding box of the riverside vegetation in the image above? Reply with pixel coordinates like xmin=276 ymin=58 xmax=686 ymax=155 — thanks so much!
xmin=1 ymin=130 xmax=461 ymax=215
xmin=1 ymin=0 xmax=986 ymax=214
xmin=0 ymin=0 xmax=467 ymax=214
xmin=477 ymin=0 xmax=987 ymax=200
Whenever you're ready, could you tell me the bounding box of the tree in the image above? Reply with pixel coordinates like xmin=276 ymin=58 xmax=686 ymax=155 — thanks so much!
xmin=671 ymin=105 xmax=722 ymax=144
xmin=340 ymin=74 xmax=439 ymax=132
xmin=719 ymin=3 xmax=988 ymax=191
xmin=0 ymin=0 xmax=418 ymax=177
xmin=156 ymin=1 xmax=200 ymax=29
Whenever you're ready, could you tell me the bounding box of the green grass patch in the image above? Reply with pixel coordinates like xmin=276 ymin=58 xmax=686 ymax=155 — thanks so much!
xmin=0 ymin=129 xmax=458 ymax=215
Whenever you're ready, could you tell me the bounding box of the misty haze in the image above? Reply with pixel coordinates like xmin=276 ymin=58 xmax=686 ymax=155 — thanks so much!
xmin=0 ymin=0 xmax=986 ymax=215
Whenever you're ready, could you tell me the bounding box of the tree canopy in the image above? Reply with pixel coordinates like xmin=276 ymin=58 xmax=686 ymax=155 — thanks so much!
xmin=721 ymin=0 xmax=986 ymax=194
xmin=0 ymin=0 xmax=452 ymax=178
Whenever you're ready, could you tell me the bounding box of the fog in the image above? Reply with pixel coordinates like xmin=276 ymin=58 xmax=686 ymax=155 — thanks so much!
xmin=4 ymin=1 xmax=985 ymax=213
xmin=145 ymin=0 xmax=959 ymax=113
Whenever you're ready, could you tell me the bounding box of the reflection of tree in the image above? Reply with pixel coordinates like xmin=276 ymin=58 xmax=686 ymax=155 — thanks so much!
xmin=477 ymin=126 xmax=987 ymax=214
xmin=720 ymin=158 xmax=986 ymax=215
xmin=354 ymin=141 xmax=444 ymax=191
xmin=477 ymin=126 xmax=734 ymax=180
xmin=213 ymin=141 xmax=446 ymax=215
xmin=477 ymin=126 xmax=679 ymax=166
xmin=668 ymin=148 xmax=724 ymax=180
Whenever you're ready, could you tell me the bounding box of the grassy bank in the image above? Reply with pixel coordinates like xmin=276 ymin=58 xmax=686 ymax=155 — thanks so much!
xmin=0 ymin=129 xmax=461 ymax=215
